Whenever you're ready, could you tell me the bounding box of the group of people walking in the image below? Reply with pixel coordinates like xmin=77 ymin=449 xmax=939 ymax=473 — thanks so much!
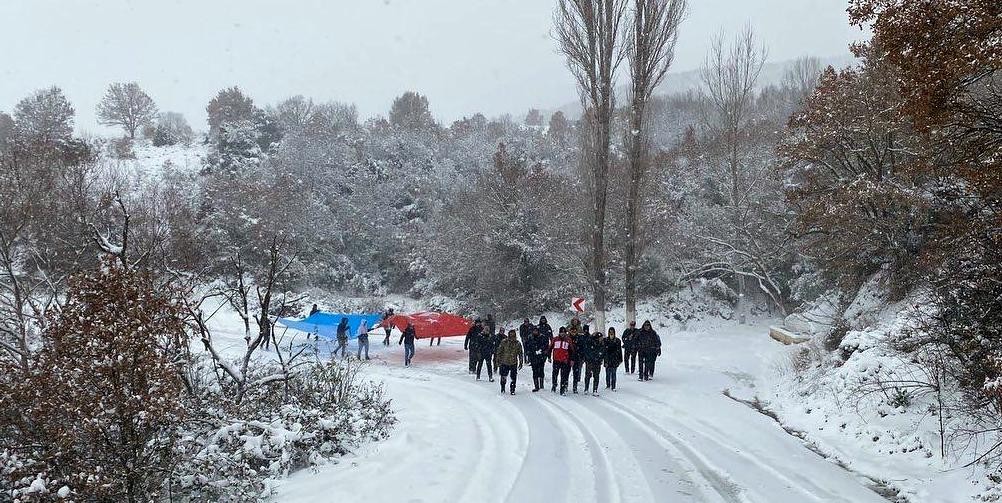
xmin=464 ymin=316 xmax=663 ymax=396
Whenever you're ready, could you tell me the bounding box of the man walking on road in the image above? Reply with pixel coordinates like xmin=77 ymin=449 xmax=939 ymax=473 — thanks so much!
xmin=398 ymin=320 xmax=417 ymax=366
xmin=476 ymin=324 xmax=497 ymax=382
xmin=465 ymin=319 xmax=484 ymax=374
xmin=494 ymin=329 xmax=524 ymax=395
xmin=356 ymin=319 xmax=371 ymax=360
xmin=582 ymin=328 xmax=604 ymax=396
xmin=637 ymin=320 xmax=662 ymax=381
xmin=622 ymin=321 xmax=638 ymax=374
xmin=604 ymin=327 xmax=623 ymax=391
xmin=549 ymin=326 xmax=574 ymax=396
xmin=526 ymin=327 xmax=549 ymax=392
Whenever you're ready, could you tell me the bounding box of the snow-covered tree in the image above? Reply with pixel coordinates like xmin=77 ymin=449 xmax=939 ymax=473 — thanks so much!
xmin=96 ymin=82 xmax=158 ymax=139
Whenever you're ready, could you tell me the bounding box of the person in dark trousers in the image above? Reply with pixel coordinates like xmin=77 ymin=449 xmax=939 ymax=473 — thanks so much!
xmin=603 ymin=327 xmax=623 ymax=391
xmin=356 ymin=319 xmax=371 ymax=360
xmin=429 ymin=336 xmax=441 ymax=346
xmin=464 ymin=319 xmax=484 ymax=374
xmin=398 ymin=320 xmax=416 ymax=366
xmin=537 ymin=316 xmax=553 ymax=340
xmin=637 ymin=320 xmax=662 ymax=381
xmin=581 ymin=329 xmax=604 ymax=395
xmin=335 ymin=317 xmax=350 ymax=359
xmin=494 ymin=329 xmax=524 ymax=395
xmin=381 ymin=308 xmax=394 ymax=346
xmin=569 ymin=321 xmax=587 ymax=393
xmin=549 ymin=326 xmax=574 ymax=395
xmin=526 ymin=327 xmax=549 ymax=392
xmin=622 ymin=320 xmax=638 ymax=374
xmin=476 ymin=325 xmax=496 ymax=382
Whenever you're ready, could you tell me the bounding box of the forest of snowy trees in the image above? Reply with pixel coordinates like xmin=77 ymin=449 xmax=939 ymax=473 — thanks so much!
xmin=0 ymin=0 xmax=999 ymax=500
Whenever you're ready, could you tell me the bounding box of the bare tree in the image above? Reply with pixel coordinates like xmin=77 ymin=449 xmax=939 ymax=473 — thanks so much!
xmin=97 ymin=82 xmax=158 ymax=139
xmin=623 ymin=0 xmax=687 ymax=324
xmin=782 ymin=56 xmax=824 ymax=102
xmin=699 ymin=27 xmax=771 ymax=321
xmin=555 ymin=0 xmax=628 ymax=332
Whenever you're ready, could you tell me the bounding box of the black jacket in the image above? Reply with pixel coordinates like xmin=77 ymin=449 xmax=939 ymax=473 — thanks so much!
xmin=526 ymin=332 xmax=549 ymax=363
xmin=399 ymin=325 xmax=416 ymax=345
xmin=579 ymin=334 xmax=605 ymax=364
xmin=465 ymin=325 xmax=483 ymax=351
xmin=603 ymin=337 xmax=623 ymax=367
xmin=622 ymin=328 xmax=638 ymax=351
xmin=637 ymin=328 xmax=662 ymax=354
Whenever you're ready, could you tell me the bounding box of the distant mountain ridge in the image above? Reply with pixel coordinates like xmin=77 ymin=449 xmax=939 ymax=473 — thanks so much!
xmin=546 ymin=54 xmax=855 ymax=120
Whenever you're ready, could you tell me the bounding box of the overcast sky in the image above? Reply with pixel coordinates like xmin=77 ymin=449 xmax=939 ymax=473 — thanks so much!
xmin=0 ymin=0 xmax=864 ymax=134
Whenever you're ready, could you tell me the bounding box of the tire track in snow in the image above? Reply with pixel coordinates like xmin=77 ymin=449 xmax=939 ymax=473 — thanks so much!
xmin=504 ymin=393 xmax=578 ymax=503
xmin=595 ymin=394 xmax=865 ymax=503
xmin=535 ymin=393 xmax=620 ymax=502
xmin=378 ymin=369 xmax=526 ymax=503
xmin=618 ymin=390 xmax=877 ymax=502
xmin=551 ymin=394 xmax=712 ymax=503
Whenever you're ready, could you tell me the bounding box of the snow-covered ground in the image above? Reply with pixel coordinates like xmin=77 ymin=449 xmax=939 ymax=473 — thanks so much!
xmin=269 ymin=313 xmax=889 ymax=503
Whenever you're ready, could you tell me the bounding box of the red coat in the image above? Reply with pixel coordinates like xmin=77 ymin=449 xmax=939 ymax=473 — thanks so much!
xmin=549 ymin=334 xmax=574 ymax=364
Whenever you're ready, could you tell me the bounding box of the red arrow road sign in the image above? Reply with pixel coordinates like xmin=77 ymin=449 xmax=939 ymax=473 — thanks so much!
xmin=571 ymin=297 xmax=586 ymax=312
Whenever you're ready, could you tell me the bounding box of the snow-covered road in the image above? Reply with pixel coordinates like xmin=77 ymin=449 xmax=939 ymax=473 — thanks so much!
xmin=275 ymin=320 xmax=888 ymax=503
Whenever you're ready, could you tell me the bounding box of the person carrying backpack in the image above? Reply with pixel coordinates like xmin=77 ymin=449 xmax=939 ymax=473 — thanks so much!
xmin=494 ymin=329 xmax=524 ymax=395
xmin=549 ymin=326 xmax=575 ymax=396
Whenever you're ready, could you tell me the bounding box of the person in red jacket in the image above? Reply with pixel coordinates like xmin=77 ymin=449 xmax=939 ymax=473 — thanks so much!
xmin=549 ymin=326 xmax=575 ymax=396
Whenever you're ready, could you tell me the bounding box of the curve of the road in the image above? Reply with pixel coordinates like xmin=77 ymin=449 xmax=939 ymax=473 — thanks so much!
xmin=275 ymin=336 xmax=889 ymax=503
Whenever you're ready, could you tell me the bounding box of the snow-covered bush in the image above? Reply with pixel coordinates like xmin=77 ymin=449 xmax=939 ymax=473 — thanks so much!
xmin=0 ymin=263 xmax=188 ymax=502
xmin=167 ymin=358 xmax=394 ymax=502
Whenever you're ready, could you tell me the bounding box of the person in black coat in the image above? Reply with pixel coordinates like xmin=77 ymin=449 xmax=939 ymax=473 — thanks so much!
xmin=464 ymin=319 xmax=484 ymax=374
xmin=476 ymin=326 xmax=497 ymax=382
xmin=622 ymin=320 xmax=638 ymax=374
xmin=526 ymin=327 xmax=549 ymax=392
xmin=398 ymin=321 xmax=417 ymax=366
xmin=637 ymin=320 xmax=662 ymax=381
xmin=570 ymin=321 xmax=587 ymax=393
xmin=581 ymin=329 xmax=604 ymax=395
xmin=603 ymin=327 xmax=623 ymax=391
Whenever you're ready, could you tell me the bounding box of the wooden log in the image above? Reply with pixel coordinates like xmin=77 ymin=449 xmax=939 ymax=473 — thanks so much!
xmin=769 ymin=325 xmax=810 ymax=345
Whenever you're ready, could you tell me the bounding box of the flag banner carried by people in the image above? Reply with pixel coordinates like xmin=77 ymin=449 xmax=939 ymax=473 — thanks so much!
xmin=382 ymin=311 xmax=472 ymax=339
xmin=277 ymin=312 xmax=382 ymax=340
